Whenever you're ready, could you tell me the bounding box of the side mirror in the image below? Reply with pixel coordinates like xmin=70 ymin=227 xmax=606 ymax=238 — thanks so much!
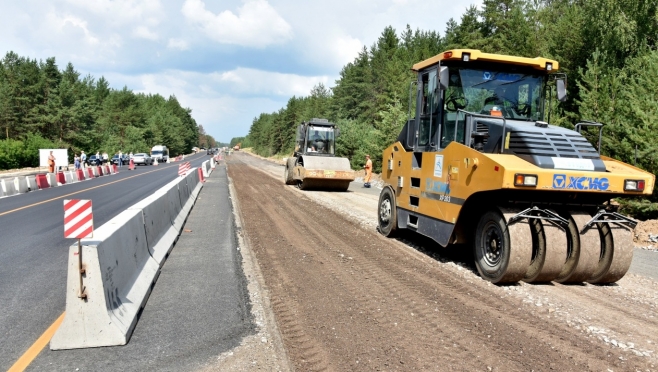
xmin=556 ymin=79 xmax=567 ymax=102
xmin=335 ymin=127 xmax=340 ymax=137
xmin=438 ymin=66 xmax=449 ymax=91
xmin=297 ymin=124 xmax=305 ymax=137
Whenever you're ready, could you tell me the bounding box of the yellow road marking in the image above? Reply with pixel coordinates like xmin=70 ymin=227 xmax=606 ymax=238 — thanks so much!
xmin=7 ymin=312 xmax=65 ymax=372
xmin=0 ymin=165 xmax=173 ymax=217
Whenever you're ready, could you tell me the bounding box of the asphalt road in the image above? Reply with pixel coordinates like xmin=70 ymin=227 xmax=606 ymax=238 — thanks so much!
xmin=0 ymin=153 xmax=212 ymax=370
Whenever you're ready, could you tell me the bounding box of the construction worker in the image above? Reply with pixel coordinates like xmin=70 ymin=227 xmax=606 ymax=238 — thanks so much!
xmin=364 ymin=154 xmax=372 ymax=188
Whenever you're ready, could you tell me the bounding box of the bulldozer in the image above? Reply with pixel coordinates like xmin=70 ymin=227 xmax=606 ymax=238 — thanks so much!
xmin=284 ymin=118 xmax=355 ymax=191
xmin=377 ymin=49 xmax=655 ymax=284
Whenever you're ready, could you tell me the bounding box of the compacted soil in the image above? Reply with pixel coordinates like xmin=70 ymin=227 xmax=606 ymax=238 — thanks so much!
xmin=223 ymin=152 xmax=658 ymax=372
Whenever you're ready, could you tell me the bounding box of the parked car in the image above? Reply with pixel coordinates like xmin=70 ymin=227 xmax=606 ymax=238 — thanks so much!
xmin=111 ymin=154 xmax=130 ymax=165
xmin=132 ymin=153 xmax=153 ymax=166
xmin=86 ymin=155 xmax=104 ymax=166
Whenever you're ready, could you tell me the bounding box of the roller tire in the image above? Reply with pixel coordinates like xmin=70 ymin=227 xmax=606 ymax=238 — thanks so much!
xmin=378 ymin=186 xmax=398 ymax=237
xmin=523 ymin=216 xmax=567 ymax=283
xmin=588 ymin=223 xmax=634 ymax=284
xmin=555 ymin=212 xmax=600 ymax=283
xmin=474 ymin=208 xmax=532 ymax=284
xmin=284 ymin=158 xmax=295 ymax=185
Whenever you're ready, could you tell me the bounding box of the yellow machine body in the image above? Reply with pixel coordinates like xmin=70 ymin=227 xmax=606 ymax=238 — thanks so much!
xmin=377 ymin=49 xmax=655 ymax=284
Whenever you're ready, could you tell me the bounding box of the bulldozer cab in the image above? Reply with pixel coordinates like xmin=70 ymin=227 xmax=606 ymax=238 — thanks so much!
xmin=404 ymin=51 xmax=566 ymax=154
xmin=296 ymin=119 xmax=337 ymax=156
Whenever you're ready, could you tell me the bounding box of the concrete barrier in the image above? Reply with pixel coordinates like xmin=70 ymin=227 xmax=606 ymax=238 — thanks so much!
xmin=50 ymin=209 xmax=160 ymax=350
xmin=88 ymin=167 xmax=96 ymax=178
xmin=26 ymin=175 xmax=37 ymax=191
xmin=47 ymin=173 xmax=57 ymax=187
xmin=14 ymin=177 xmax=29 ymax=194
xmin=203 ymin=160 xmax=212 ymax=178
xmin=1 ymin=179 xmax=17 ymax=196
xmin=36 ymin=174 xmax=49 ymax=189
xmin=128 ymin=185 xmax=178 ymax=265
xmin=76 ymin=169 xmax=85 ymax=181
xmin=65 ymin=171 xmax=75 ymax=184
xmin=56 ymin=172 xmax=66 ymax=186
xmin=50 ymin=165 xmax=205 ymax=350
xmin=166 ymin=180 xmax=185 ymax=232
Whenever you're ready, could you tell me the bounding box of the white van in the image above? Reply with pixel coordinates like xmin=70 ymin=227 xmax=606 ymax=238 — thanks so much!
xmin=151 ymin=145 xmax=169 ymax=162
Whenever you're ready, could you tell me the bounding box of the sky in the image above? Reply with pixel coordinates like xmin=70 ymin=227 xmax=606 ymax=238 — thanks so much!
xmin=1 ymin=0 xmax=480 ymax=143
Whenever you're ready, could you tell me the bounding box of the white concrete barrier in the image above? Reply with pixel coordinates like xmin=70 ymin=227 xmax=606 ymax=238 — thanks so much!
xmin=1 ymin=178 xmax=17 ymax=196
xmin=26 ymin=175 xmax=36 ymax=191
xmin=50 ymin=209 xmax=160 ymax=349
xmin=165 ymin=180 xmax=185 ymax=231
xmin=177 ymin=171 xmax=193 ymax=217
xmin=51 ymin=165 xmax=204 ymax=350
xmin=65 ymin=171 xmax=75 ymax=184
xmin=14 ymin=177 xmax=29 ymax=194
xmin=201 ymin=160 xmax=210 ymax=178
xmin=46 ymin=173 xmax=57 ymax=187
xmin=129 ymin=184 xmax=178 ymax=266
xmin=211 ymin=157 xmax=216 ymax=170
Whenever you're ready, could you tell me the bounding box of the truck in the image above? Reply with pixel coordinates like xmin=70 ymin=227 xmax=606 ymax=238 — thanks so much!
xmin=284 ymin=118 xmax=355 ymax=191
xmin=150 ymin=145 xmax=169 ymax=163
xmin=377 ymin=49 xmax=655 ymax=284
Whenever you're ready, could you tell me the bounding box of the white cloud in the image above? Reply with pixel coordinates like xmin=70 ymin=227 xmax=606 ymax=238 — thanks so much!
xmin=47 ymin=13 xmax=99 ymax=45
xmin=181 ymin=0 xmax=293 ymax=48
xmin=63 ymin=0 xmax=164 ymax=25
xmin=167 ymin=38 xmax=189 ymax=50
xmin=133 ymin=26 xmax=159 ymax=40
xmin=215 ymin=67 xmax=329 ymax=96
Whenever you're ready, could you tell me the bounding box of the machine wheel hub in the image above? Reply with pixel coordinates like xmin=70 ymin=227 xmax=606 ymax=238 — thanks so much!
xmin=483 ymin=222 xmax=503 ymax=267
xmin=380 ymin=199 xmax=392 ymax=224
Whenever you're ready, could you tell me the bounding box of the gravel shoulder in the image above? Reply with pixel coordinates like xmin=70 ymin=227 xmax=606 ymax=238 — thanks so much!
xmin=224 ymin=151 xmax=658 ymax=372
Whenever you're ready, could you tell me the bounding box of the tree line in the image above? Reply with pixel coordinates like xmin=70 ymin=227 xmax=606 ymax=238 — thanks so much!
xmin=236 ymin=0 xmax=658 ymax=218
xmin=0 ymin=52 xmax=213 ymax=169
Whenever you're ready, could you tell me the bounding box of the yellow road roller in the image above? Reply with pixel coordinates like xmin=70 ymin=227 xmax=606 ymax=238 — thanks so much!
xmin=284 ymin=118 xmax=355 ymax=191
xmin=378 ymin=49 xmax=655 ymax=284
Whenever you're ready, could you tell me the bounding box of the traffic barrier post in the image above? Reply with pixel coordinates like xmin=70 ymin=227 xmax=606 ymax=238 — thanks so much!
xmin=129 ymin=159 xmax=135 ymax=170
xmin=198 ymin=167 xmax=206 ymax=183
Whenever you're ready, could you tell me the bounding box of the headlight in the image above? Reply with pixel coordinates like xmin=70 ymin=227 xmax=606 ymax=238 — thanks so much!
xmin=514 ymin=174 xmax=537 ymax=187
xmin=624 ymin=179 xmax=645 ymax=191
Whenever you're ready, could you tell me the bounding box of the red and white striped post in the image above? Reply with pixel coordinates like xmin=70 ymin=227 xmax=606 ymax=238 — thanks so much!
xmin=64 ymin=199 xmax=94 ymax=299
xmin=178 ymin=161 xmax=191 ymax=177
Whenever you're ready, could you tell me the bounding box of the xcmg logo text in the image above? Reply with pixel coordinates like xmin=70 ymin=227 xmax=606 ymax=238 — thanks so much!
xmin=552 ymin=174 xmax=609 ymax=190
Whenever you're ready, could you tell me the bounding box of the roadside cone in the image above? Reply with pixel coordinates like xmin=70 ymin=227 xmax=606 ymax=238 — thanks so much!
xmin=154 ymin=158 xmax=159 ymax=166
xmin=129 ymin=159 xmax=135 ymax=170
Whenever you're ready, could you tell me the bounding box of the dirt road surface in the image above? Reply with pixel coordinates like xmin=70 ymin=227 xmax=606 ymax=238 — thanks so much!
xmin=224 ymin=152 xmax=657 ymax=372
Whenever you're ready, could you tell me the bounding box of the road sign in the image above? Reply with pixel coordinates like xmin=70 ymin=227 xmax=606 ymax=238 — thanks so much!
xmin=64 ymin=199 xmax=93 ymax=239
xmin=178 ymin=161 xmax=191 ymax=176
